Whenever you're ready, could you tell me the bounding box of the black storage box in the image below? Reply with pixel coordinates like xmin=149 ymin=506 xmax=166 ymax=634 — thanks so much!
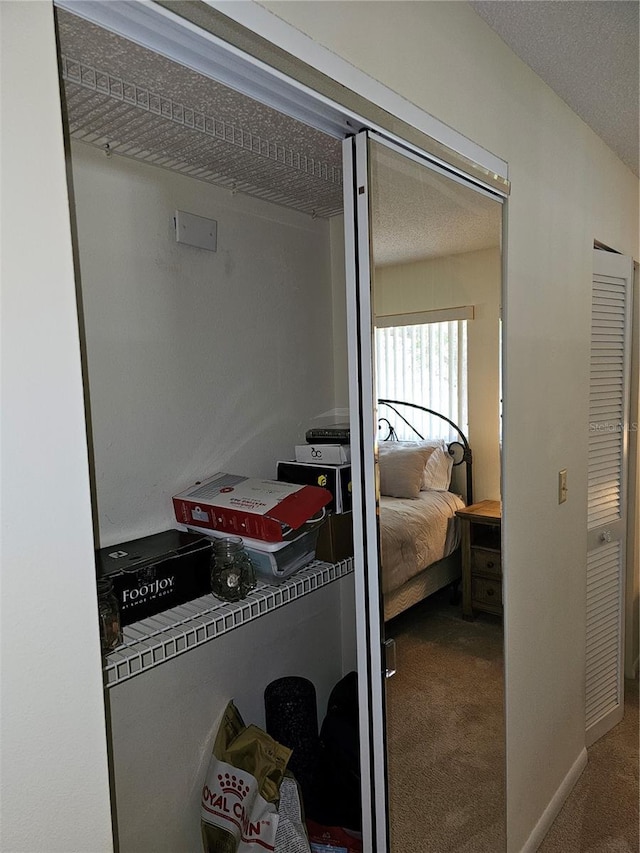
xmin=277 ymin=461 xmax=352 ymax=514
xmin=315 ymin=512 xmax=354 ymax=563
xmin=96 ymin=529 xmax=213 ymax=626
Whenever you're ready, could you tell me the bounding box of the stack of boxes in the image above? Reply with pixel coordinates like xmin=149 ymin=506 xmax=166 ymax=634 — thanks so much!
xmin=277 ymin=441 xmax=354 ymax=564
xmin=173 ymin=473 xmax=333 ymax=582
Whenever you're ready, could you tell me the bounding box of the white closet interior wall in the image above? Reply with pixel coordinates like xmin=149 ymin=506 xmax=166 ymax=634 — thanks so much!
xmin=58 ymin=8 xmax=349 ymax=546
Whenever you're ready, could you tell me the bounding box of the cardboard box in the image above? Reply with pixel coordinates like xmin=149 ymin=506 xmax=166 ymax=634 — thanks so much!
xmin=173 ymin=472 xmax=331 ymax=542
xmin=277 ymin=461 xmax=352 ymax=514
xmin=295 ymin=444 xmax=351 ymax=464
xmin=315 ymin=512 xmax=354 ymax=563
xmin=96 ymin=529 xmax=212 ymax=626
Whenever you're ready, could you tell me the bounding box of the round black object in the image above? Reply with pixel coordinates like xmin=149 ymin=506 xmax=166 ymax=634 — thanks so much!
xmin=264 ymin=676 xmax=319 ymax=809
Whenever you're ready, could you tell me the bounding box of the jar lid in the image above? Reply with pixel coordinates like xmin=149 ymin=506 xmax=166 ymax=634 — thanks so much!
xmin=213 ymin=535 xmax=243 ymax=546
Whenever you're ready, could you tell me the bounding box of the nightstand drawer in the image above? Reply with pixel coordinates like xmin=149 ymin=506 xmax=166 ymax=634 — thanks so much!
xmin=471 ymin=576 xmax=502 ymax=609
xmin=471 ymin=548 xmax=501 ymax=576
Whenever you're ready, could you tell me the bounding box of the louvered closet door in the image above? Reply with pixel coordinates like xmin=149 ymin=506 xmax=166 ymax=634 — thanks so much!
xmin=586 ymin=250 xmax=633 ymax=747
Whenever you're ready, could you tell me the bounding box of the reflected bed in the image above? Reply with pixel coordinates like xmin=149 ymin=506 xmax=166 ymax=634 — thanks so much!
xmin=377 ymin=400 xmax=473 ymax=621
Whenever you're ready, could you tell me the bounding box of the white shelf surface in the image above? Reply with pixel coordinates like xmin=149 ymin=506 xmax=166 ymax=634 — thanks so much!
xmin=103 ymin=558 xmax=353 ymax=688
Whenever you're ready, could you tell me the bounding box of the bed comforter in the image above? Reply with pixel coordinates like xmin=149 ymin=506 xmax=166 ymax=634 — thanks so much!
xmin=379 ymin=490 xmax=464 ymax=595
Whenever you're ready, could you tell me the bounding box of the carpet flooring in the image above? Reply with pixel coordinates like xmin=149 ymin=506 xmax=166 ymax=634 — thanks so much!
xmin=538 ymin=679 xmax=639 ymax=853
xmin=384 ymin=588 xmax=639 ymax=853
xmin=385 ymin=588 xmax=505 ymax=852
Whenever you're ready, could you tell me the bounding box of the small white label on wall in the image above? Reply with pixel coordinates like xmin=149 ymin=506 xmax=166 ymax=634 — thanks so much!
xmin=175 ymin=210 xmax=217 ymax=252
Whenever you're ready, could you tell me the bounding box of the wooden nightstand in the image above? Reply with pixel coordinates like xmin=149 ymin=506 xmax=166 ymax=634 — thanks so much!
xmin=456 ymin=500 xmax=502 ymax=619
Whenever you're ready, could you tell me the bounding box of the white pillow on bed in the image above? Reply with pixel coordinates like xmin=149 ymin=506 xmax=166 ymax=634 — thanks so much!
xmin=378 ymin=443 xmax=435 ymax=498
xmin=421 ymin=442 xmax=454 ymax=491
xmin=379 ymin=440 xmax=441 ymax=458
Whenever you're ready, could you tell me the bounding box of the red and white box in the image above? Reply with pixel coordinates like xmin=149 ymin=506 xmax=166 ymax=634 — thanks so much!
xmin=173 ymin=472 xmax=331 ymax=543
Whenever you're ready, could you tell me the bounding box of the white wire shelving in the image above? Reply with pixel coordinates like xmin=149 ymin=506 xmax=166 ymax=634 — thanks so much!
xmin=61 ymin=55 xmax=343 ymax=218
xmin=103 ymin=557 xmax=353 ymax=688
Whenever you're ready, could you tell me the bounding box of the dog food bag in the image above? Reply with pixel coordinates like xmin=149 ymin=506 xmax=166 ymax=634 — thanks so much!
xmin=201 ymin=701 xmax=292 ymax=853
xmin=274 ymin=774 xmax=312 ymax=853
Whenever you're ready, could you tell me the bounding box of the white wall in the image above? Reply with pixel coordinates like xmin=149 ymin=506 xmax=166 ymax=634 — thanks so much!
xmin=330 ymin=215 xmax=350 ymax=414
xmin=70 ymin=142 xmax=337 ymax=548
xmin=0 ymin=3 xmax=113 ymax=851
xmin=109 ymin=579 xmax=352 ymax=852
xmin=375 ymin=248 xmax=502 ymax=501
xmin=256 ymin=2 xmax=640 ymax=850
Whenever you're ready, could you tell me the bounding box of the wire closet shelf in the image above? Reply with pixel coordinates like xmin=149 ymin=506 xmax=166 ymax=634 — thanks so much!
xmin=61 ymin=55 xmax=344 ymax=218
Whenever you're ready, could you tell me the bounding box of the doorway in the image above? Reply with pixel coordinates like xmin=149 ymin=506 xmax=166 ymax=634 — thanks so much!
xmin=54 ymin=4 xmax=510 ymax=850
xmin=586 ymin=248 xmax=635 ymax=746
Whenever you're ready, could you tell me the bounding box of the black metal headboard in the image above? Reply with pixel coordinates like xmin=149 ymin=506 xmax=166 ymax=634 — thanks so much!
xmin=378 ymin=398 xmax=473 ymax=505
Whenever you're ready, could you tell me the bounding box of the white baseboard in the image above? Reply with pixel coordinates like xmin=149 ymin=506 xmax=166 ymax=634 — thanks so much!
xmin=519 ymin=748 xmax=588 ymax=853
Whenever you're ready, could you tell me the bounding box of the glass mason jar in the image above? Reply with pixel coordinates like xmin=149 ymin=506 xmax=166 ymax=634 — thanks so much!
xmin=210 ymin=536 xmax=256 ymax=602
xmin=97 ymin=577 xmax=122 ymax=654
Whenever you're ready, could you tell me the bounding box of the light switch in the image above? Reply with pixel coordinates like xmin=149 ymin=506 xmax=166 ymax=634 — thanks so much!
xmin=174 ymin=210 xmax=217 ymax=252
xmin=558 ymin=469 xmax=568 ymax=504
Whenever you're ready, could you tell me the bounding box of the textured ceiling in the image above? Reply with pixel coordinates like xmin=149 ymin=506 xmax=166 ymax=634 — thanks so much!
xmin=470 ymin=0 xmax=639 ymax=176
xmin=370 ymin=142 xmax=502 ymax=267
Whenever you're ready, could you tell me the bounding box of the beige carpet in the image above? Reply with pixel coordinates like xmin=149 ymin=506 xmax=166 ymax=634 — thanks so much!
xmin=538 ymin=679 xmax=639 ymax=853
xmin=385 ymin=588 xmax=505 ymax=852
xmin=384 ymin=587 xmax=638 ymax=853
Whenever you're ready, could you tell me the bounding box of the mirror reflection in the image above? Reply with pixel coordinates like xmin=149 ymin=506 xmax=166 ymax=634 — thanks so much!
xmin=368 ymin=139 xmax=505 ymax=851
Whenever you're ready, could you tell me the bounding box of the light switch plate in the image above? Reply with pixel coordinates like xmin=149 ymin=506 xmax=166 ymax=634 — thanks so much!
xmin=559 ymin=469 xmax=568 ymax=503
xmin=175 ymin=210 xmax=217 ymax=252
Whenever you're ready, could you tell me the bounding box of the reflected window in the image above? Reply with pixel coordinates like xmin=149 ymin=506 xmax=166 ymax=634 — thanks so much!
xmin=375 ymin=317 xmax=468 ymax=440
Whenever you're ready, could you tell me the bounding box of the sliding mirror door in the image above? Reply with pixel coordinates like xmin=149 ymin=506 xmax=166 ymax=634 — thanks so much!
xmin=344 ymin=130 xmax=505 ymax=851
